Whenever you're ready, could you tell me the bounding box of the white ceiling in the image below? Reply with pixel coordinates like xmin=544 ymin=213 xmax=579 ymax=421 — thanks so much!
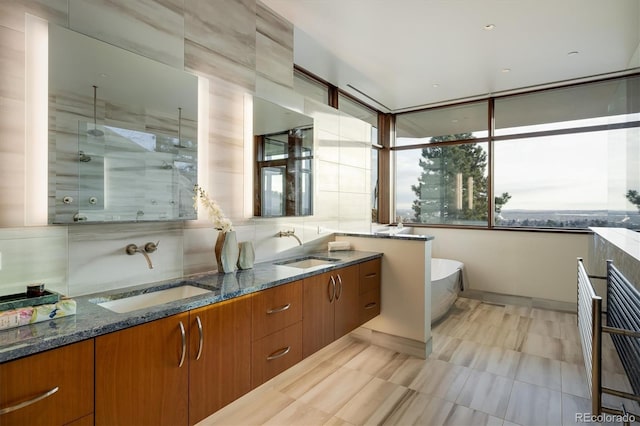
xmin=262 ymin=0 xmax=640 ymax=112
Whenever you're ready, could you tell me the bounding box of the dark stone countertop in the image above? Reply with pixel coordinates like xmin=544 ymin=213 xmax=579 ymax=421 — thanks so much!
xmin=336 ymin=230 xmax=435 ymax=241
xmin=0 ymin=250 xmax=381 ymax=363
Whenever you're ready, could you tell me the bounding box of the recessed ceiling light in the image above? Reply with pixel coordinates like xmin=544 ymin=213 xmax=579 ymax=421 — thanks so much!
xmin=432 ymin=84 xmax=439 ymax=88
xmin=484 ymin=24 xmax=496 ymax=30
xmin=568 ymin=51 xmax=579 ymax=56
xmin=99 ymin=73 xmax=108 ymax=78
xmin=501 ymin=68 xmax=511 ymax=73
xmin=451 ymin=119 xmax=459 ymax=123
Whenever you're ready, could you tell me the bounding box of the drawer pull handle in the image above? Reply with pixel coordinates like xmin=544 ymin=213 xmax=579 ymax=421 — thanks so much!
xmin=0 ymin=386 xmax=59 ymax=415
xmin=364 ymin=302 xmax=378 ymax=310
xmin=195 ymin=316 xmax=204 ymax=361
xmin=266 ymin=303 xmax=291 ymax=314
xmin=365 ymin=273 xmax=377 ymax=278
xmin=178 ymin=321 xmax=186 ymax=368
xmin=335 ymin=274 xmax=343 ymax=300
xmin=266 ymin=346 xmax=291 ymax=361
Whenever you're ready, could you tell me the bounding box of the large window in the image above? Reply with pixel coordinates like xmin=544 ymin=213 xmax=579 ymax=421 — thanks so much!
xmin=394 ymin=75 xmax=640 ymax=230
xmin=395 ymin=101 xmax=489 ymax=226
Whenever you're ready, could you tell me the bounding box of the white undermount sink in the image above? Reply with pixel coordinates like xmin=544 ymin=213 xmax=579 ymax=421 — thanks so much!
xmin=275 ymin=256 xmax=340 ymax=269
xmin=96 ymin=285 xmax=212 ymax=313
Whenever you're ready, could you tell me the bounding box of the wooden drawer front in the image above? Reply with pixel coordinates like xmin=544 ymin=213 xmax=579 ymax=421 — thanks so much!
xmin=359 ymin=258 xmax=381 ymax=294
xmin=252 ymin=280 xmax=302 ymax=341
xmin=0 ymin=340 xmax=94 ymax=426
xmin=251 ymin=322 xmax=303 ymax=388
xmin=360 ymin=288 xmax=381 ymax=324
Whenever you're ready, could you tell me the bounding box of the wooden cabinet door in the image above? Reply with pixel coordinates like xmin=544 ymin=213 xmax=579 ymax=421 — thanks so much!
xmin=302 ymin=271 xmax=335 ymax=357
xmin=188 ymin=295 xmax=252 ymax=425
xmin=95 ymin=313 xmax=190 ymax=426
xmin=334 ymin=264 xmax=360 ymax=338
xmin=0 ymin=340 xmax=94 ymax=426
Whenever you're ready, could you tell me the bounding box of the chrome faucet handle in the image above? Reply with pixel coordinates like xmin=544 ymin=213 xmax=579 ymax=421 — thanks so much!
xmin=144 ymin=241 xmax=159 ymax=253
xmin=125 ymin=243 xmax=139 ymax=255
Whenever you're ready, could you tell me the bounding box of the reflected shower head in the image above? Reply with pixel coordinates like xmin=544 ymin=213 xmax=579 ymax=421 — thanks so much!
xmin=88 ymin=85 xmax=104 ymax=137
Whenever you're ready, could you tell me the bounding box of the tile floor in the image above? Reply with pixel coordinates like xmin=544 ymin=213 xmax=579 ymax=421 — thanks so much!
xmin=198 ymin=297 xmax=638 ymax=426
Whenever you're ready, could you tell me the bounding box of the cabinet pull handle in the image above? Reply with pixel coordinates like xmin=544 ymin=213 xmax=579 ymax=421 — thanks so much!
xmin=364 ymin=302 xmax=378 ymax=310
xmin=0 ymin=386 xmax=59 ymax=415
xmin=365 ymin=273 xmax=377 ymax=278
xmin=336 ymin=274 xmax=343 ymax=300
xmin=266 ymin=346 xmax=291 ymax=361
xmin=267 ymin=303 xmax=291 ymax=314
xmin=195 ymin=316 xmax=204 ymax=361
xmin=328 ymin=276 xmax=336 ymax=302
xmin=178 ymin=321 xmax=186 ymax=368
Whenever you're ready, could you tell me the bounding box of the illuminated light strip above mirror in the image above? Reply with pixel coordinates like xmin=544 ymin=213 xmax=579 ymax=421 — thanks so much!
xmin=25 ymin=14 xmax=49 ymax=226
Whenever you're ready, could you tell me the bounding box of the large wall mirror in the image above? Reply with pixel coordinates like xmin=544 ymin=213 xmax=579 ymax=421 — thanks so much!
xmin=253 ymin=98 xmax=314 ymax=217
xmin=48 ymin=24 xmax=198 ymax=223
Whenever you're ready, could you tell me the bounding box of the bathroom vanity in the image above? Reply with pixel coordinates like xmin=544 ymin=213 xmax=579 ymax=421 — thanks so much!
xmin=0 ymin=251 xmax=380 ymax=426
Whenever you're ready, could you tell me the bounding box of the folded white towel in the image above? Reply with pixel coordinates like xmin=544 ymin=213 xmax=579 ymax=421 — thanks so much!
xmin=328 ymin=241 xmax=351 ymax=251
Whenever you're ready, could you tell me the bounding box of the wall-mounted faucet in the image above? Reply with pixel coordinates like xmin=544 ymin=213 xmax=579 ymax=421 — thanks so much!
xmin=277 ymin=229 xmax=302 ymax=246
xmin=125 ymin=241 xmax=159 ymax=269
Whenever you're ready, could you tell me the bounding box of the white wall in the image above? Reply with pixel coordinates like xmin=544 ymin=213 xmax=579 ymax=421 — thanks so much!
xmin=414 ymin=227 xmax=590 ymax=304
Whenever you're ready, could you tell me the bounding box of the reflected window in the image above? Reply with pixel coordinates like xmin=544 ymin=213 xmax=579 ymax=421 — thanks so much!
xmin=255 ymin=127 xmax=313 ymax=217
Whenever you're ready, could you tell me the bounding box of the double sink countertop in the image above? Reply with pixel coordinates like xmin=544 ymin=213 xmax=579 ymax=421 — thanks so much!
xmin=0 ymin=250 xmax=382 ymax=364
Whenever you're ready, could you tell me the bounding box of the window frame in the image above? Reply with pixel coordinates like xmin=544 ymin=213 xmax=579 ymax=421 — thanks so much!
xmin=392 ymin=73 xmax=640 ymax=232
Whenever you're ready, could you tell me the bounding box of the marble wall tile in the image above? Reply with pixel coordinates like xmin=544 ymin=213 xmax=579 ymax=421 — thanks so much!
xmin=67 ymin=222 xmax=184 ymax=296
xmin=0 ymin=0 xmax=373 ymax=295
xmin=316 ymin=160 xmax=340 ymax=192
xmin=339 ymin=164 xmax=367 ymax=194
xmin=339 ymin=193 xmax=369 ymax=220
xmin=0 ymin=0 xmax=67 ymax=33
xmin=315 ymin=129 xmax=341 ymax=162
xmin=315 ymin=191 xmax=340 ymax=221
xmin=0 ymin=226 xmax=68 ymax=297
xmin=253 ymin=217 xmax=305 ymax=262
xmin=181 ymin=224 xmax=217 ymax=275
xmin=68 ymin=0 xmax=185 ymax=68
xmin=0 ymin=25 xmax=25 ymax=102
xmin=306 ymin=99 xmax=340 ymax=136
xmin=256 ymin=1 xmax=293 ymax=53
xmin=184 ymin=0 xmax=256 ymax=90
xmin=255 ymin=31 xmax=293 ymax=87
xmin=0 ymin=97 xmax=26 ymax=226
xmin=255 ymin=2 xmax=293 ymax=88
xmin=0 ymin=25 xmax=26 ymax=227
xmin=339 ymin=113 xmax=369 ymax=143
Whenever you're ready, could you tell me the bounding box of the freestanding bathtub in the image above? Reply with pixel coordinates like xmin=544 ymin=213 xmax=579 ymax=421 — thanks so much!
xmin=431 ymin=258 xmax=464 ymax=322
